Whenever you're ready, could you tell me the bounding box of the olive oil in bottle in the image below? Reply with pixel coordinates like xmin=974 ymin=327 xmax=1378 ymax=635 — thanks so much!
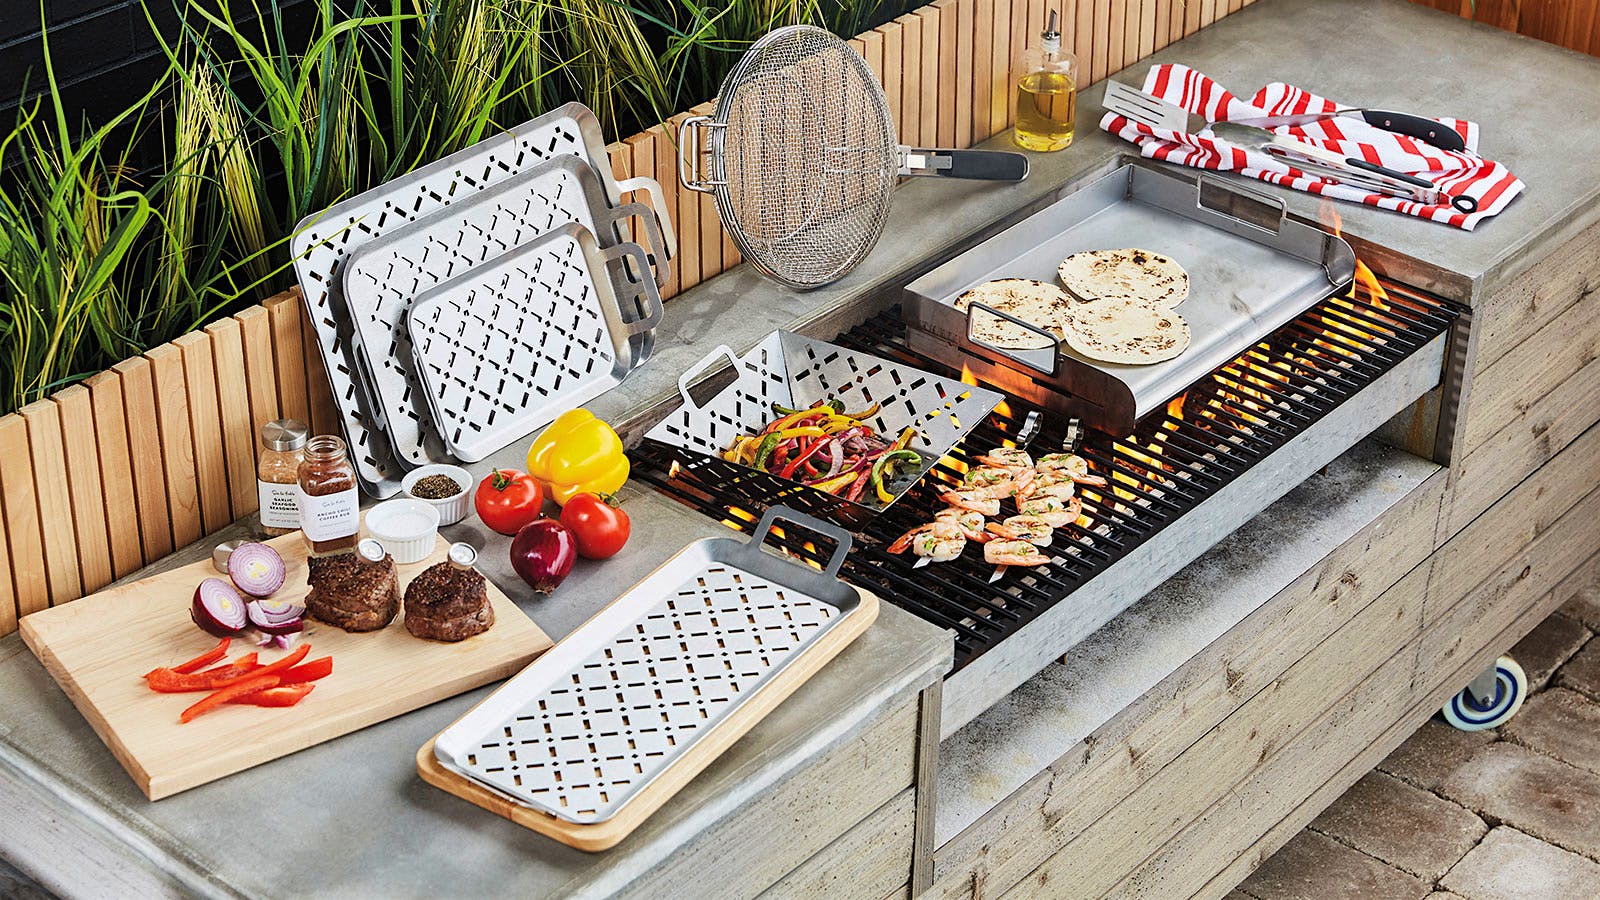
xmin=1014 ymin=11 xmax=1078 ymax=152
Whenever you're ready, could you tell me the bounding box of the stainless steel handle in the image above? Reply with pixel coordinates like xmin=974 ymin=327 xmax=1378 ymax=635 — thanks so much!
xmin=676 ymin=344 xmax=744 ymax=414
xmin=615 ymin=174 xmax=679 ymax=260
xmin=965 ymin=300 xmax=1061 ymax=377
xmin=601 ymin=200 xmax=672 ymax=288
xmin=744 ymin=506 xmax=853 ymax=582
xmin=1195 ymin=172 xmax=1286 ymax=234
xmin=678 ymin=115 xmax=723 ymax=193
xmin=599 ymin=242 xmax=664 ymax=337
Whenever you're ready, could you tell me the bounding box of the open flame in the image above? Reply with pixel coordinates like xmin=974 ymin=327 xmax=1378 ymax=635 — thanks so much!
xmin=959 ymin=363 xmax=1012 ymax=419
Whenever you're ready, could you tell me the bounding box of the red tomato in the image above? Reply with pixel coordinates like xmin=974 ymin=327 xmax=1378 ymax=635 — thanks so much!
xmin=559 ymin=493 xmax=631 ymax=559
xmin=474 ymin=469 xmax=544 ymax=535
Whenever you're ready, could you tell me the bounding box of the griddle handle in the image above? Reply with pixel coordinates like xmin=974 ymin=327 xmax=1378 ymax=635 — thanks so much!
xmin=965 ymin=300 xmax=1061 ymax=376
xmin=1196 ymin=173 xmax=1286 ymax=234
xmin=746 ymin=506 xmax=853 ymax=582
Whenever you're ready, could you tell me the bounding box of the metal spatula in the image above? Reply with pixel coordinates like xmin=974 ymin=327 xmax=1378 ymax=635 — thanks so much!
xmin=1103 ymin=82 xmax=1476 ymax=214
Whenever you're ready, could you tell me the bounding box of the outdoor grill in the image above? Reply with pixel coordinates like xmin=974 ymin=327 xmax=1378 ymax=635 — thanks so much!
xmin=636 ymin=267 xmax=1458 ymax=729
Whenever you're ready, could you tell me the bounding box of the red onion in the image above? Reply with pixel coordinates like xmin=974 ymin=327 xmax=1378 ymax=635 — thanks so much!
xmin=227 ymin=542 xmax=286 ymax=597
xmin=510 ymin=518 xmax=577 ymax=594
xmin=192 ymin=579 xmax=248 ymax=637
xmin=246 ymin=598 xmax=305 ymax=635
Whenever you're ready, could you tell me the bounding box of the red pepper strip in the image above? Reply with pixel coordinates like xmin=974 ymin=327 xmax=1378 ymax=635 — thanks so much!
xmin=278 ymin=656 xmax=333 ymax=684
xmin=845 ymin=470 xmax=871 ymax=502
xmin=778 ymin=438 xmax=826 ymax=479
xmin=196 ymin=651 xmax=259 ymax=674
xmin=180 ymin=674 xmax=282 ymax=723
xmin=154 ymin=638 xmax=230 ymax=677
xmin=146 ymin=654 xmax=262 ymax=693
xmin=227 ymin=683 xmax=315 ymax=707
xmin=217 ymin=644 xmax=310 ymax=687
xmin=770 ymin=443 xmax=790 ymax=470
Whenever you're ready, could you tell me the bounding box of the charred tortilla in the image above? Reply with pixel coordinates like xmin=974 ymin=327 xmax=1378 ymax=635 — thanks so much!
xmin=954 ymin=278 xmax=1075 ymax=349
xmin=1060 ymin=298 xmax=1190 ymax=365
xmin=1058 ymin=247 xmax=1189 ymax=308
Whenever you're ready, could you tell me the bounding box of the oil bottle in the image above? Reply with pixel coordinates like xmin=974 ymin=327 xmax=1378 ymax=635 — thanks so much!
xmin=1014 ymin=10 xmax=1077 ymax=152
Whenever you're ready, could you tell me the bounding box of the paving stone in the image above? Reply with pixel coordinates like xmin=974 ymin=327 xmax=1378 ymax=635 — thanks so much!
xmin=1378 ymin=719 xmax=1497 ymax=792
xmin=1309 ymin=771 xmax=1487 ymax=881
xmin=1508 ymin=613 xmax=1591 ymax=689
xmin=1502 ymin=688 xmax=1600 ymax=777
xmin=1555 ymin=638 xmax=1600 ymax=701
xmin=1236 ymin=830 xmax=1430 ymax=900
xmin=1441 ymin=827 xmax=1600 ymax=900
xmin=1437 ymin=742 xmax=1600 ymax=860
xmin=1558 ymin=586 xmax=1600 ymax=631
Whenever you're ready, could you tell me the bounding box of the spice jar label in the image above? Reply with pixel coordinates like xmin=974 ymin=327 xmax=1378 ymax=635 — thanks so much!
xmin=258 ymin=481 xmax=301 ymax=529
xmin=296 ymin=484 xmax=360 ymax=543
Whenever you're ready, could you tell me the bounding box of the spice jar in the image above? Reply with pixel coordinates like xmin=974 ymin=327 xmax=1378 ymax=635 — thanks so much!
xmin=297 ymin=435 xmax=361 ymax=555
xmin=256 ymin=419 xmax=308 ymax=537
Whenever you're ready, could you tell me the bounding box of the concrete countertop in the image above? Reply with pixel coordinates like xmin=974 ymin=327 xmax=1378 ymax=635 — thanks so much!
xmin=0 ymin=486 xmax=950 ymax=898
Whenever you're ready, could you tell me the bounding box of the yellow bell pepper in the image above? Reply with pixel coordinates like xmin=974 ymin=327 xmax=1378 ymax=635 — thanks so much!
xmin=526 ymin=409 xmax=630 ymax=505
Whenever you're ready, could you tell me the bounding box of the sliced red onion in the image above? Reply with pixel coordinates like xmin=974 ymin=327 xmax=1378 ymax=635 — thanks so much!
xmin=192 ymin=579 xmax=248 ymax=637
xmin=246 ymin=599 xmax=305 ymax=635
xmin=227 ymin=542 xmax=286 ymax=597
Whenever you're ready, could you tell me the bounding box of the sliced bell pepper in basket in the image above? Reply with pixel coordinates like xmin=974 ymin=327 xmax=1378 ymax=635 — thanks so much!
xmin=870 ymin=449 xmax=923 ymax=504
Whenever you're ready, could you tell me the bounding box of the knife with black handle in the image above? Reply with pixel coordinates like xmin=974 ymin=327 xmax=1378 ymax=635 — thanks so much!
xmin=1228 ymin=109 xmax=1468 ymax=153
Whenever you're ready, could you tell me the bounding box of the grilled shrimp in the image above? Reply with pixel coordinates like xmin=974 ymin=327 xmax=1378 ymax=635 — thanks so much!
xmin=974 ymin=447 xmax=1033 ymax=470
xmin=983 ymin=539 xmax=1050 ymax=566
xmin=1017 ymin=493 xmax=1082 ymax=527
xmin=887 ymin=523 xmax=966 ymax=562
xmin=1035 ymin=453 xmax=1109 ymax=486
xmin=987 ymin=515 xmax=1054 ymax=547
xmin=939 ymin=490 xmax=1002 ymax=516
xmin=937 ymin=508 xmax=992 ymax=542
xmin=960 ymin=466 xmax=1019 ymax=497
xmin=1016 ymin=469 xmax=1074 ymax=501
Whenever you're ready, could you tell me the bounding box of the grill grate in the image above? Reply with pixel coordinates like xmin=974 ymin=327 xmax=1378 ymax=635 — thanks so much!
xmin=636 ymin=277 xmax=1457 ymax=669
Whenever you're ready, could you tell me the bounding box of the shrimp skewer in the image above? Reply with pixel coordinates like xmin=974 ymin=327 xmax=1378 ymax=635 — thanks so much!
xmin=986 ymin=515 xmax=1054 ymax=547
xmin=887 ymin=518 xmax=966 ymax=564
xmin=939 ymin=489 xmax=1002 ymax=516
xmin=974 ymin=447 xmax=1033 ymax=470
xmin=1035 ymin=452 xmax=1108 ymax=487
xmin=960 ymin=467 xmax=1020 ymax=497
xmin=985 ymin=539 xmax=1051 ymax=582
xmin=1017 ymin=493 xmax=1083 ymax=528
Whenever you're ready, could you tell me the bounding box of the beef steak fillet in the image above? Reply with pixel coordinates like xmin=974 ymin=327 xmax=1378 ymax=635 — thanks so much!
xmin=404 ymin=562 xmax=493 ymax=642
xmin=305 ymin=552 xmax=400 ymax=632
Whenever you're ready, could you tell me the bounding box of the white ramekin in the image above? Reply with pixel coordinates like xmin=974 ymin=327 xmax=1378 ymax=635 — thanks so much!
xmin=400 ymin=464 xmax=474 ymax=527
xmin=364 ymin=498 xmax=441 ymax=564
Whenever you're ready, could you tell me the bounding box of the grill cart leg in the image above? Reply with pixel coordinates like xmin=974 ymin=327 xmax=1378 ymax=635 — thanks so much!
xmin=1441 ymin=657 xmax=1527 ymax=731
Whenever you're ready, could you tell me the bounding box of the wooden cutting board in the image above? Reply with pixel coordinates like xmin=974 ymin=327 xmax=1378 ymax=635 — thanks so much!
xmin=20 ymin=530 xmax=551 ymax=800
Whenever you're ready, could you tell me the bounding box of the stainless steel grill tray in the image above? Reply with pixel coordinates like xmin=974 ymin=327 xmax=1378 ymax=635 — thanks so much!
xmin=905 ymin=163 xmax=1356 ymax=436
xmin=290 ymin=102 xmax=674 ymax=495
xmin=433 ymin=507 xmax=865 ymax=824
xmin=406 ymin=224 xmax=663 ymax=462
xmin=643 ymin=330 xmax=1002 ymax=521
xmin=342 ymin=155 xmax=671 ymax=466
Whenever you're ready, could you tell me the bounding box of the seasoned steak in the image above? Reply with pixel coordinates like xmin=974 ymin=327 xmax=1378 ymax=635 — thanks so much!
xmin=305 ymin=551 xmax=399 ymax=632
xmin=404 ymin=562 xmax=493 ymax=642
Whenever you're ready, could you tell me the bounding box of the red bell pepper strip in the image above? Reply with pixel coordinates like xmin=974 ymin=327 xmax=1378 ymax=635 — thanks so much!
xmin=278 ymin=656 xmax=333 ymax=685
xmin=154 ymin=638 xmax=230 ymax=677
xmin=179 ymin=674 xmax=282 ymax=723
xmin=198 ymin=652 xmax=259 ymax=674
xmin=146 ymin=653 xmax=262 ymax=692
xmin=779 ymin=438 xmax=828 ymax=479
xmin=845 ymin=470 xmax=871 ymax=502
xmin=227 ymin=683 xmax=315 ymax=707
xmin=220 ymin=643 xmax=310 ymax=686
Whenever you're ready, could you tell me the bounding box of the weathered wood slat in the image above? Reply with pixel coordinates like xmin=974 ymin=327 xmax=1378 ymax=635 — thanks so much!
xmin=936 ymin=0 xmax=958 ymax=147
xmin=302 ymin=307 xmax=340 ymax=439
xmin=53 ymin=386 xmax=113 ymax=595
xmin=760 ymin=789 xmax=916 ymax=899
xmin=174 ymin=333 xmax=231 ymax=534
xmin=146 ymin=346 xmax=202 ymax=550
xmin=974 ymin=0 xmax=995 ymax=142
xmin=234 ymin=306 xmax=280 ymax=438
xmin=0 ymin=415 xmax=48 ymax=618
xmin=83 ymin=372 xmax=141 ymax=580
xmin=903 ymin=15 xmax=925 ymax=145
xmin=266 ymin=293 xmax=311 ymax=428
xmin=689 ymin=101 xmax=723 ymax=290
xmin=205 ymin=318 xmax=260 ymax=520
xmin=989 ymin=0 xmax=1011 ymax=136
xmin=669 ymin=112 xmax=701 ymax=293
xmin=19 ymin=401 xmax=83 ymax=606
xmin=953 ymin=0 xmax=975 ymax=146
xmin=110 ymin=358 xmax=172 ymax=563
xmin=882 ymin=22 xmax=905 ymax=139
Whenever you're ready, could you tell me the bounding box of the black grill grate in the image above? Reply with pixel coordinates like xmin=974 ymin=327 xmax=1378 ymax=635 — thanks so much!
xmin=635 ymin=278 xmax=1457 ymax=670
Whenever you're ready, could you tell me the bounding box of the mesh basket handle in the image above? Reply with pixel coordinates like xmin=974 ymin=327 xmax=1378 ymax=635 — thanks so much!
xmin=676 ymin=345 xmax=745 ymax=414
xmin=615 ymin=175 xmax=679 ymax=260
xmin=678 ymin=116 xmax=724 ymax=194
xmin=742 ymin=506 xmax=853 ymax=582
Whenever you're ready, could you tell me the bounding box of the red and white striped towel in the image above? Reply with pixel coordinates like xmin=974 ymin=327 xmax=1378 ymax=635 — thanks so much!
xmin=1099 ymin=64 xmax=1523 ymax=230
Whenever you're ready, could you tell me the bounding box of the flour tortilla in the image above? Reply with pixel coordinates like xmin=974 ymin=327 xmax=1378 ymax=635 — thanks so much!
xmin=1058 ymin=248 xmax=1189 ymax=309
xmin=1060 ymin=298 xmax=1190 ymax=365
xmin=954 ymin=278 xmax=1075 ymax=349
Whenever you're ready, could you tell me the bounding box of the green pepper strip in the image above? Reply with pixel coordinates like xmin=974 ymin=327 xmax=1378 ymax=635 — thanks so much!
xmin=869 ymin=449 xmax=922 ymax=495
xmin=752 ymin=433 xmax=781 ymax=471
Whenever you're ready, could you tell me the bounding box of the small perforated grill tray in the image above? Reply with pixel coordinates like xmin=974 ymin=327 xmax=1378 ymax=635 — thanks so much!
xmin=433 ymin=507 xmax=867 ymax=825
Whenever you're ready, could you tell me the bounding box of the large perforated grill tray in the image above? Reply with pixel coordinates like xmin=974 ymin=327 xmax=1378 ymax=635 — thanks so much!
xmin=432 ymin=507 xmax=868 ymax=825
xmin=405 ymin=223 xmax=662 ymax=462
xmin=290 ymin=102 xmax=674 ymax=496
xmin=342 ymin=155 xmax=670 ymax=466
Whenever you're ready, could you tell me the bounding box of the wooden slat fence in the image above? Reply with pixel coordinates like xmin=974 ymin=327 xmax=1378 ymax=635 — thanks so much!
xmin=1408 ymin=0 xmax=1600 ymax=57
xmin=0 ymin=0 xmax=1254 ymax=636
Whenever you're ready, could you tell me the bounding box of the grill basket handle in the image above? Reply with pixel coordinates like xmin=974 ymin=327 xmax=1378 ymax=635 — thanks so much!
xmin=676 ymin=344 xmax=745 ymax=414
xmin=744 ymin=506 xmax=853 ymax=582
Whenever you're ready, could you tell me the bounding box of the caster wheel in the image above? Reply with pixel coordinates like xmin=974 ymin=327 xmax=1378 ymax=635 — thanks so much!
xmin=1442 ymin=657 xmax=1527 ymax=731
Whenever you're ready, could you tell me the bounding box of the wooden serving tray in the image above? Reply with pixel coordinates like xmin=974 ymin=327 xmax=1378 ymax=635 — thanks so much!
xmin=417 ymin=588 xmax=878 ymax=852
xmin=20 ymin=529 xmax=551 ymax=800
